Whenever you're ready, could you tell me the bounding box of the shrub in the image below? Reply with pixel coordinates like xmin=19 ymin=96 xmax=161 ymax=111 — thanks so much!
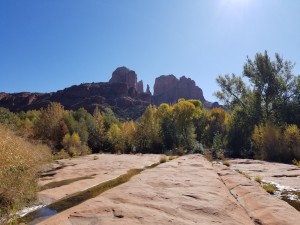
xmin=216 ymin=150 xmax=225 ymax=160
xmin=252 ymin=123 xmax=300 ymax=163
xmin=223 ymin=160 xmax=230 ymax=167
xmin=283 ymin=125 xmax=300 ymax=161
xmin=236 ymin=169 xmax=251 ymax=180
xmin=53 ymin=149 xmax=70 ymax=160
xmin=159 ymin=156 xmax=168 ymax=163
xmin=175 ymin=146 xmax=185 ymax=156
xmin=262 ymin=183 xmax=277 ymax=194
xmin=252 ymin=123 xmax=283 ymax=162
xmin=292 ymin=159 xmax=300 ymax=167
xmin=203 ymin=151 xmax=213 ymax=162
xmin=0 ymin=125 xmax=51 ymax=221
xmin=255 ymin=176 xmax=262 ymax=183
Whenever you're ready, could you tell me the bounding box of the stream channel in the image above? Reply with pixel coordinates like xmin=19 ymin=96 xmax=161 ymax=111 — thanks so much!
xmin=18 ymin=162 xmax=160 ymax=224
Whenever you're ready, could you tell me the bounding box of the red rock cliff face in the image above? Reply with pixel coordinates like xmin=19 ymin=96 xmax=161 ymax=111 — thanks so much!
xmin=153 ymin=75 xmax=205 ymax=105
xmin=0 ymin=67 xmax=220 ymax=119
xmin=109 ymin=67 xmax=137 ymax=90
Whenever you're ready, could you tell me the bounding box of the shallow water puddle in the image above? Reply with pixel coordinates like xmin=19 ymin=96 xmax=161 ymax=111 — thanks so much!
xmin=40 ymin=174 xmax=97 ymax=191
xmin=264 ymin=180 xmax=300 ymax=211
xmin=19 ymin=161 xmax=163 ymax=224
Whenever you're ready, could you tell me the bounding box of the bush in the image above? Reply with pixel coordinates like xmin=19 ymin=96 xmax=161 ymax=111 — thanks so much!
xmin=252 ymin=123 xmax=300 ymax=163
xmin=175 ymin=146 xmax=186 ymax=156
xmin=255 ymin=176 xmax=262 ymax=183
xmin=223 ymin=160 xmax=230 ymax=167
xmin=203 ymin=150 xmax=213 ymax=162
xmin=252 ymin=123 xmax=283 ymax=162
xmin=0 ymin=125 xmax=51 ymax=220
xmin=283 ymin=125 xmax=300 ymax=161
xmin=262 ymin=183 xmax=277 ymax=194
xmin=53 ymin=149 xmax=70 ymax=160
xmin=159 ymin=156 xmax=168 ymax=163
xmin=292 ymin=159 xmax=300 ymax=167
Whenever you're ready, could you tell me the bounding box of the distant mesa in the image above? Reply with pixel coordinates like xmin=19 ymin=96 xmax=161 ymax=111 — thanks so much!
xmin=0 ymin=66 xmax=220 ymax=119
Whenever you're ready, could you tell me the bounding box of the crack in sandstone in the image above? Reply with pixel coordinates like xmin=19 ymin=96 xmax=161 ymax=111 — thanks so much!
xmin=215 ymin=167 xmax=256 ymax=225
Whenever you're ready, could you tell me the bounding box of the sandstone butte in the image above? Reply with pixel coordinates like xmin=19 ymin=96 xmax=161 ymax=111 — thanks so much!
xmin=0 ymin=67 xmax=220 ymax=120
xmin=29 ymin=154 xmax=300 ymax=225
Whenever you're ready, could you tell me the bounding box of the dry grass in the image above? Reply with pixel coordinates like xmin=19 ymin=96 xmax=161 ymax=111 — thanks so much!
xmin=203 ymin=151 xmax=213 ymax=162
xmin=168 ymin=156 xmax=178 ymax=161
xmin=255 ymin=176 xmax=262 ymax=183
xmin=159 ymin=155 xmax=168 ymax=163
xmin=235 ymin=169 xmax=251 ymax=180
xmin=292 ymin=159 xmax=300 ymax=167
xmin=223 ymin=160 xmax=230 ymax=167
xmin=0 ymin=125 xmax=51 ymax=221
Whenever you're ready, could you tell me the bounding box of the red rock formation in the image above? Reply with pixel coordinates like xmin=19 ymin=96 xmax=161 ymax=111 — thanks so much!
xmin=109 ymin=67 xmax=137 ymax=90
xmin=146 ymin=84 xmax=151 ymax=95
xmin=137 ymin=80 xmax=144 ymax=93
xmin=153 ymin=75 xmax=205 ymax=105
xmin=0 ymin=67 xmax=220 ymax=119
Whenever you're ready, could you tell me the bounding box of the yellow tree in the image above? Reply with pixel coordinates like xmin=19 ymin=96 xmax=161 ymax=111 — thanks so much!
xmin=204 ymin=107 xmax=230 ymax=149
xmin=34 ymin=102 xmax=65 ymax=148
xmin=172 ymin=99 xmax=202 ymax=149
xmin=62 ymin=132 xmax=82 ymax=156
xmin=107 ymin=123 xmax=123 ymax=153
xmin=120 ymin=121 xmax=137 ymax=153
xmin=136 ymin=105 xmax=162 ymax=152
xmin=88 ymin=106 xmax=106 ymax=152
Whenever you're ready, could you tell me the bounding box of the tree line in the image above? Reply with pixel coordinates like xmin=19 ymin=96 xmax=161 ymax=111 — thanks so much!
xmin=0 ymin=98 xmax=230 ymax=158
xmin=0 ymin=51 xmax=299 ymax=163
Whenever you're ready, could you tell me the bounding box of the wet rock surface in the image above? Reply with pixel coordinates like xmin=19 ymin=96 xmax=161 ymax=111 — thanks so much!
xmin=37 ymin=154 xmax=162 ymax=205
xmin=228 ymin=159 xmax=300 ymax=190
xmin=228 ymin=159 xmax=300 ymax=213
xmin=38 ymin=155 xmax=252 ymax=225
xmin=215 ymin=164 xmax=300 ymax=225
xmin=25 ymin=155 xmax=300 ymax=225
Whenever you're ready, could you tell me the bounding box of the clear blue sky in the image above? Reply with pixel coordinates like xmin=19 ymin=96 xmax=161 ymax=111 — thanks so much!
xmin=1 ymin=0 xmax=299 ymax=102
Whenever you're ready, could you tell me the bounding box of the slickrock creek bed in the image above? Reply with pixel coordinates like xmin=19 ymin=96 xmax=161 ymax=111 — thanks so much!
xmin=19 ymin=155 xmax=300 ymax=225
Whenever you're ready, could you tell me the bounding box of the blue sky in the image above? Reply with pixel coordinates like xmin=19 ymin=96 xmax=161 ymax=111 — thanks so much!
xmin=0 ymin=0 xmax=299 ymax=102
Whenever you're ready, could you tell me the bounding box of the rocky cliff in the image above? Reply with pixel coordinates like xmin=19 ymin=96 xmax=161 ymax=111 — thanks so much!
xmin=0 ymin=67 xmax=219 ymax=119
xmin=153 ymin=75 xmax=219 ymax=108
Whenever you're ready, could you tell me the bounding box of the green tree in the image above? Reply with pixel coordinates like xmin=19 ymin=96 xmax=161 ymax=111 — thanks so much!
xmin=0 ymin=107 xmax=21 ymax=128
xmin=88 ymin=106 xmax=106 ymax=152
xmin=102 ymin=108 xmax=120 ymax=130
xmin=157 ymin=103 xmax=177 ymax=149
xmin=244 ymin=51 xmax=297 ymax=122
xmin=215 ymin=74 xmax=248 ymax=109
xmin=215 ymin=51 xmax=300 ymax=158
